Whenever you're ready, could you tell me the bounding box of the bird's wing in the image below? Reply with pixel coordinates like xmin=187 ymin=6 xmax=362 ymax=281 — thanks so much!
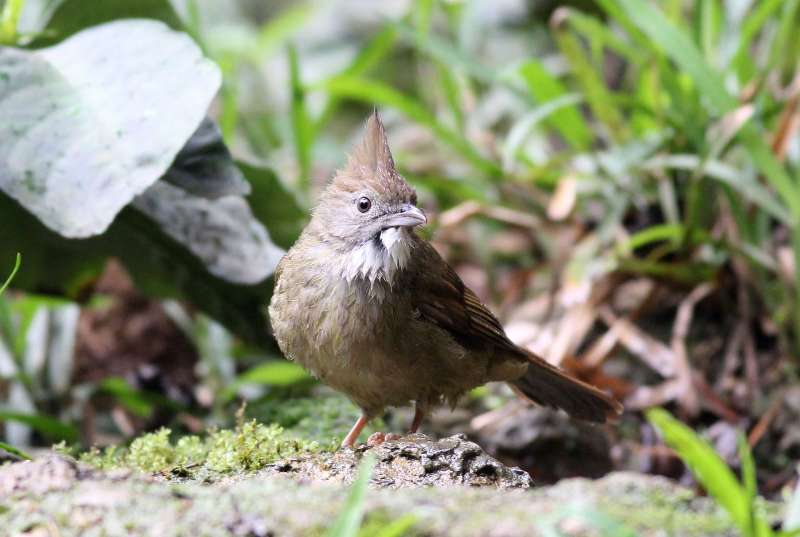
xmin=410 ymin=240 xmax=523 ymax=356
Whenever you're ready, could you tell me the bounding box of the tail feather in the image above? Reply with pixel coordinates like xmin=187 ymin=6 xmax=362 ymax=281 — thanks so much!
xmin=511 ymin=352 xmax=622 ymax=423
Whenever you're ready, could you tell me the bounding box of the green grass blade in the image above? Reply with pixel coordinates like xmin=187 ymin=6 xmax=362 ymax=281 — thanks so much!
xmin=610 ymin=0 xmax=734 ymax=111
xmin=0 ymin=0 xmax=25 ymax=44
xmin=323 ymin=76 xmax=501 ymax=178
xmin=0 ymin=408 xmax=78 ymax=443
xmin=394 ymin=21 xmax=497 ymax=86
xmin=647 ymin=408 xmax=771 ymax=537
xmin=436 ymin=62 xmax=465 ymax=132
xmin=731 ymin=0 xmax=784 ymax=80
xmin=288 ymin=44 xmax=313 ymax=193
xmin=738 ymin=434 xmax=760 ymax=537
xmin=217 ymin=56 xmax=239 ymax=143
xmin=0 ymin=253 xmax=20 ymax=296
xmin=640 ymin=155 xmax=791 ymax=225
xmin=254 ymin=3 xmax=313 ymax=59
xmin=315 ymin=26 xmax=398 ymax=134
xmin=221 ymin=360 xmax=311 ymax=401
xmin=565 ymin=9 xmax=646 ymax=65
xmin=696 ymin=0 xmax=721 ymax=65
xmin=607 ymin=0 xmax=800 ymax=219
xmin=553 ymin=19 xmax=627 ymax=143
xmin=325 ymin=455 xmax=376 ymax=537
xmin=0 ymin=440 xmax=31 ymax=460
xmin=370 ymin=515 xmax=417 ymax=537
xmin=503 ymin=94 xmax=583 ymax=169
xmin=518 ymin=59 xmax=591 ymax=150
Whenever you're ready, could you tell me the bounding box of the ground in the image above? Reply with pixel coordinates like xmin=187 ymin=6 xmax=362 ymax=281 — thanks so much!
xmin=1 ymin=434 xmax=771 ymax=537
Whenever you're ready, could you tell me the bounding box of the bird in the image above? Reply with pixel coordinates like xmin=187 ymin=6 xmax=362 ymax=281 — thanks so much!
xmin=268 ymin=111 xmax=621 ymax=447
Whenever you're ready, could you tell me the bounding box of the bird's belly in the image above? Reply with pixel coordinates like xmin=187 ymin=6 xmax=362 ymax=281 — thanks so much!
xmin=298 ymin=316 xmax=492 ymax=415
xmin=270 ymin=270 xmax=494 ymax=414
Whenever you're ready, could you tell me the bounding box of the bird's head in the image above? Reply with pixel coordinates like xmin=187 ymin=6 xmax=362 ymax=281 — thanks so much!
xmin=313 ymin=111 xmax=425 ymax=245
xmin=310 ymin=112 xmax=425 ymax=285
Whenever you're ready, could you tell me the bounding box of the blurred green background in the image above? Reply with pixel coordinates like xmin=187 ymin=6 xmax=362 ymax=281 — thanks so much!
xmin=2 ymin=1 xmax=800 ymax=532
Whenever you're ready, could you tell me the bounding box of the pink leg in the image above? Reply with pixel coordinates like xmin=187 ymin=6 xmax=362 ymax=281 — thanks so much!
xmin=410 ymin=406 xmax=425 ymax=433
xmin=341 ymin=415 xmax=368 ymax=448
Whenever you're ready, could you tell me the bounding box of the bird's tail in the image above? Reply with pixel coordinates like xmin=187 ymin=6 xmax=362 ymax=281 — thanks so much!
xmin=510 ymin=351 xmax=622 ymax=423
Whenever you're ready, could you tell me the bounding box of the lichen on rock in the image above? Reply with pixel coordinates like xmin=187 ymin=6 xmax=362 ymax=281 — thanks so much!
xmin=263 ymin=433 xmax=532 ymax=489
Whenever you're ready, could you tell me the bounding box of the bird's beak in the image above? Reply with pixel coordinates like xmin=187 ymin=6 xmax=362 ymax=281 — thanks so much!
xmin=382 ymin=205 xmax=427 ymax=229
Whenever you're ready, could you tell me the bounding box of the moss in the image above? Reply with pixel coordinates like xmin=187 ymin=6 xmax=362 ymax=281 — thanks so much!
xmin=358 ymin=512 xmax=419 ymax=537
xmin=204 ymin=420 xmax=317 ymax=473
xmin=78 ymin=418 xmax=325 ymax=478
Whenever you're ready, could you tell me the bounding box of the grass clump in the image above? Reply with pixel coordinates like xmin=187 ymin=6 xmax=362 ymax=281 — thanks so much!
xmin=79 ymin=418 xmax=323 ymax=477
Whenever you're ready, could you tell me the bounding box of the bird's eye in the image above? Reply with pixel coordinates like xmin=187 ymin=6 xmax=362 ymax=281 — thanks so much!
xmin=357 ymin=196 xmax=372 ymax=213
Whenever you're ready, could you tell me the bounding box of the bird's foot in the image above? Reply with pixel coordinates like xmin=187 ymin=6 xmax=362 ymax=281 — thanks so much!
xmin=366 ymin=432 xmax=402 ymax=446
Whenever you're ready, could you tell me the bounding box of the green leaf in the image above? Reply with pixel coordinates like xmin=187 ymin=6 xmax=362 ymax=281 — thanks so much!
xmin=288 ymin=44 xmax=312 ymax=193
xmin=95 ymin=377 xmax=183 ymax=419
xmin=370 ymin=516 xmax=417 ymax=537
xmin=738 ymin=434 xmax=758 ymax=537
xmin=326 ymin=455 xmax=376 ymax=537
xmin=503 ymin=93 xmax=583 ymax=169
xmin=315 ymin=26 xmax=398 ymax=135
xmin=163 ymin=117 xmax=251 ymax=199
xmin=32 ymin=0 xmax=182 ymax=44
xmin=641 ymin=154 xmax=791 ymax=225
xmin=647 ymin=408 xmax=771 ymax=537
xmin=694 ymin=0 xmax=721 ymax=64
xmin=0 ymin=407 xmax=77 ymax=442
xmin=0 ymin=440 xmax=31 ymax=460
xmin=254 ymin=4 xmax=314 ymax=59
xmin=611 ymin=0 xmax=733 ymax=110
xmin=221 ymin=360 xmax=310 ymax=402
xmin=553 ymin=16 xmax=627 ymax=142
xmin=0 ymin=194 xmax=275 ymax=348
xmin=0 ymin=252 xmax=20 ymax=296
xmin=605 ymin=0 xmax=800 ymax=218
xmin=240 ymin=161 xmax=306 ymax=249
xmin=518 ymin=59 xmax=591 ymax=150
xmin=133 ymin=182 xmax=283 ymax=285
xmin=730 ymin=0 xmax=784 ymax=81
xmin=322 ymin=76 xmax=501 ymax=178
xmin=0 ymin=0 xmax=26 ymax=44
xmin=394 ymin=21 xmax=497 ymax=86
xmin=236 ymin=360 xmax=309 ymax=386
xmin=0 ymin=19 xmax=220 ymax=238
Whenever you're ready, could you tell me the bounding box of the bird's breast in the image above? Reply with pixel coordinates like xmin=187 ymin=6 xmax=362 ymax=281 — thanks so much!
xmin=341 ymin=227 xmax=412 ymax=288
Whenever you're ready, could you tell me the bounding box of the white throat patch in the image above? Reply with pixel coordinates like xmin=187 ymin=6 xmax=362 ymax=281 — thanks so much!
xmin=344 ymin=227 xmax=412 ymax=287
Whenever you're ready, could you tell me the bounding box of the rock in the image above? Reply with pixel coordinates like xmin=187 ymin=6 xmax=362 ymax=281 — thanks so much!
xmin=261 ymin=433 xmax=531 ymax=489
xmin=476 ymin=408 xmax=612 ymax=482
xmin=0 ymin=454 xmax=85 ymax=496
xmin=0 ymin=445 xmax=776 ymax=536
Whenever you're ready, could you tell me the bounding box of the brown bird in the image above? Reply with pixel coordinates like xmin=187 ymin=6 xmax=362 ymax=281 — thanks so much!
xmin=269 ymin=111 xmax=621 ymax=447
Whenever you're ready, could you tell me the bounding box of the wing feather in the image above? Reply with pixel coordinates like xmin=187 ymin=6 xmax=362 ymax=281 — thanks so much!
xmin=412 ymin=242 xmax=521 ymax=355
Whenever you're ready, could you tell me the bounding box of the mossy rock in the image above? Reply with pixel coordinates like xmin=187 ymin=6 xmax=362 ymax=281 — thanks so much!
xmin=0 ymin=433 xmax=774 ymax=536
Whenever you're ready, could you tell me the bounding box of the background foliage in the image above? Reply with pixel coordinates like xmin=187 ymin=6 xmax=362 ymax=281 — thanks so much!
xmin=3 ymin=0 xmax=800 ymax=533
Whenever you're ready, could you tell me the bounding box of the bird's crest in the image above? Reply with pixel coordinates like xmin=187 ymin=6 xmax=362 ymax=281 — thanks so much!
xmin=334 ymin=111 xmax=415 ymax=201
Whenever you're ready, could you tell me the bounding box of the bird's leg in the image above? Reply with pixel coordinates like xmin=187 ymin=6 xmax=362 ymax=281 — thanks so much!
xmin=410 ymin=405 xmax=425 ymax=433
xmin=341 ymin=415 xmax=368 ymax=448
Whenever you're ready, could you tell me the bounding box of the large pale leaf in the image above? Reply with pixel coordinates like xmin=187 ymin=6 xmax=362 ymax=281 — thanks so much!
xmin=0 ymin=192 xmax=277 ymax=347
xmin=164 ymin=118 xmax=251 ymax=199
xmin=0 ymin=19 xmax=220 ymax=237
xmin=133 ymin=181 xmax=283 ymax=285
